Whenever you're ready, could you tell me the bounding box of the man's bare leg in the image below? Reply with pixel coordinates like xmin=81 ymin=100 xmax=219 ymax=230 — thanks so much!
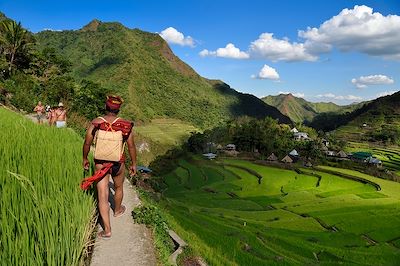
xmin=112 ymin=164 xmax=125 ymax=217
xmin=96 ymin=164 xmax=111 ymax=237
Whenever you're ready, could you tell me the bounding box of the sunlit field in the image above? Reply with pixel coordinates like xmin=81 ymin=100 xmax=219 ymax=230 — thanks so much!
xmin=0 ymin=107 xmax=95 ymax=265
xmin=161 ymin=158 xmax=400 ymax=265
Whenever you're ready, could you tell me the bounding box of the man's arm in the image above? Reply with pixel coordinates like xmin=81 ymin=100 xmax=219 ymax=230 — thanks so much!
xmin=126 ymin=129 xmax=137 ymax=176
xmin=82 ymin=124 xmax=95 ymax=170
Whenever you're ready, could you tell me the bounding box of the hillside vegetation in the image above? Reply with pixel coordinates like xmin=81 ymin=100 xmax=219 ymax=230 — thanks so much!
xmin=35 ymin=20 xmax=291 ymax=128
xmin=263 ymin=93 xmax=364 ymax=123
xmin=310 ymin=91 xmax=400 ymax=145
xmin=0 ymin=107 xmax=95 ymax=265
xmin=159 ymin=158 xmax=400 ymax=265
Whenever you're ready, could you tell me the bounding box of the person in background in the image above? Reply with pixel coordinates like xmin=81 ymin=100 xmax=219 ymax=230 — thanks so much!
xmin=55 ymin=102 xmax=67 ymax=128
xmin=82 ymin=95 xmax=137 ymax=239
xmin=33 ymin=101 xmax=45 ymax=124
xmin=48 ymin=106 xmax=57 ymax=126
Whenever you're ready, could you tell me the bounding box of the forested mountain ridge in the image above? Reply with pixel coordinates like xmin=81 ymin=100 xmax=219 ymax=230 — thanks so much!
xmin=35 ymin=20 xmax=291 ymax=127
xmin=262 ymin=93 xmax=364 ymax=123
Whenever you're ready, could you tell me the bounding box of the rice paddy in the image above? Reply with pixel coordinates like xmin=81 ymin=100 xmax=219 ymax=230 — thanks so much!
xmin=0 ymin=107 xmax=95 ymax=265
xmin=161 ymin=158 xmax=400 ymax=265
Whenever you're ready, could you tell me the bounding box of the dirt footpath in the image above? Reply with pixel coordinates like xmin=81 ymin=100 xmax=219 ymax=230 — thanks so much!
xmin=91 ymin=178 xmax=157 ymax=266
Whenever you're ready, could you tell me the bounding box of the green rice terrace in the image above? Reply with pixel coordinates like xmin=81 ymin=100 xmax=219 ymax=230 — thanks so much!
xmin=346 ymin=141 xmax=400 ymax=175
xmin=160 ymin=158 xmax=400 ymax=265
xmin=0 ymin=107 xmax=95 ymax=265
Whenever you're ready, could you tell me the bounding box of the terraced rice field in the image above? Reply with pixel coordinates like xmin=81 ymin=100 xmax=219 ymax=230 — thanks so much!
xmin=161 ymin=158 xmax=400 ymax=265
xmin=346 ymin=141 xmax=400 ymax=174
xmin=135 ymin=118 xmax=198 ymax=146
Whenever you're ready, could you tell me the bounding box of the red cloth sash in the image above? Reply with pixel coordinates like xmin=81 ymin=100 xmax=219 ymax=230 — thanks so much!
xmin=80 ymin=163 xmax=113 ymax=190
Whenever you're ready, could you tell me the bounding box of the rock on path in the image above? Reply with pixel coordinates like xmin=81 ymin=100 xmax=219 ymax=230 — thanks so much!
xmin=91 ymin=178 xmax=157 ymax=266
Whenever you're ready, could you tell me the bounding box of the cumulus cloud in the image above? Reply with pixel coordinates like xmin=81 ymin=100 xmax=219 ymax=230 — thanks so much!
xmin=299 ymin=5 xmax=400 ymax=60
xmin=251 ymin=64 xmax=280 ymax=80
xmin=159 ymin=27 xmax=195 ymax=47
xmin=351 ymin=74 xmax=394 ymax=89
xmin=249 ymin=33 xmax=317 ymax=62
xmin=278 ymin=91 xmax=305 ymax=98
xmin=376 ymin=90 xmax=398 ymax=98
xmin=199 ymin=43 xmax=249 ymax=59
xmin=201 ymin=5 xmax=400 ymax=61
xmin=316 ymin=93 xmax=363 ymax=101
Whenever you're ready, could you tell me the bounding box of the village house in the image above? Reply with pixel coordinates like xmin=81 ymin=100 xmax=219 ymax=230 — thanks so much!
xmin=203 ymin=153 xmax=217 ymax=160
xmin=290 ymin=127 xmax=299 ymax=133
xmin=281 ymin=155 xmax=293 ymax=164
xmin=293 ymin=132 xmax=310 ymax=141
xmin=351 ymin=152 xmax=373 ymax=163
xmin=267 ymin=153 xmax=278 ymax=162
xmin=337 ymin=150 xmax=348 ymax=158
xmin=225 ymin=144 xmax=236 ymax=151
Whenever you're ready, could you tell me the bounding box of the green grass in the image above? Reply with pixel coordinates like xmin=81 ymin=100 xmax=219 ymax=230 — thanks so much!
xmin=346 ymin=141 xmax=400 ymax=174
xmin=0 ymin=107 xmax=95 ymax=265
xmin=159 ymin=158 xmax=400 ymax=265
xmin=135 ymin=118 xmax=199 ymax=146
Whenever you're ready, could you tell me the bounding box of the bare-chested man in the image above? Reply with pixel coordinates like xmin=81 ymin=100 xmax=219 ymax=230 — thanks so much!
xmin=33 ymin=101 xmax=45 ymax=124
xmin=82 ymin=95 xmax=137 ymax=239
xmin=55 ymin=102 xmax=67 ymax=128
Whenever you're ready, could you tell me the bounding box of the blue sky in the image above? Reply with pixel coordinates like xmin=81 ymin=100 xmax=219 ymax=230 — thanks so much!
xmin=1 ymin=0 xmax=399 ymax=104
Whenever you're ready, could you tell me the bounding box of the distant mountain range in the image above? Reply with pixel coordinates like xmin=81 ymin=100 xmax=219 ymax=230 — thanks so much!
xmin=35 ymin=20 xmax=291 ymax=127
xmin=262 ymin=93 xmax=365 ymax=123
xmin=309 ymin=91 xmax=400 ymax=141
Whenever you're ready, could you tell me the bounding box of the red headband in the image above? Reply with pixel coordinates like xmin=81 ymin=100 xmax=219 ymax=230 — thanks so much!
xmin=106 ymin=95 xmax=123 ymax=110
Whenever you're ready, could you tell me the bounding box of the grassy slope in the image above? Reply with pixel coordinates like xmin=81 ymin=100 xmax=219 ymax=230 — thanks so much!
xmin=262 ymin=93 xmax=364 ymax=123
xmin=35 ymin=21 xmax=291 ymax=129
xmin=0 ymin=107 xmax=95 ymax=265
xmin=161 ymin=158 xmax=400 ymax=265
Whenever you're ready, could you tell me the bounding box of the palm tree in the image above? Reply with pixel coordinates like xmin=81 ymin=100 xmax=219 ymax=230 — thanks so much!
xmin=0 ymin=20 xmax=33 ymax=75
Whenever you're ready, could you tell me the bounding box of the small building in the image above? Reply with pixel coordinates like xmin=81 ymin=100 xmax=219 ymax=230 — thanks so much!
xmin=289 ymin=149 xmax=299 ymax=157
xmin=290 ymin=127 xmax=299 ymax=133
xmin=281 ymin=155 xmax=293 ymax=164
xmin=305 ymin=161 xmax=313 ymax=167
xmin=203 ymin=153 xmax=217 ymax=160
xmin=351 ymin=152 xmax=373 ymax=163
xmin=362 ymin=123 xmax=368 ymax=127
xmin=321 ymin=138 xmax=329 ymax=147
xmin=368 ymin=157 xmax=382 ymax=167
xmin=294 ymin=132 xmax=310 ymax=141
xmin=326 ymin=150 xmax=336 ymax=157
xmin=267 ymin=153 xmax=278 ymax=161
xmin=337 ymin=150 xmax=348 ymax=158
xmin=225 ymin=144 xmax=236 ymax=151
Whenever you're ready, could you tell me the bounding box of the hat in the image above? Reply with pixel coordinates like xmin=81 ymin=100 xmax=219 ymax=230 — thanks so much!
xmin=58 ymin=102 xmax=64 ymax=107
xmin=106 ymin=95 xmax=124 ymax=110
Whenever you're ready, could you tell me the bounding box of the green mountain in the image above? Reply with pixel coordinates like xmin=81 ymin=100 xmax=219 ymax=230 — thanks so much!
xmin=309 ymin=91 xmax=400 ymax=143
xmin=35 ymin=20 xmax=291 ymax=128
xmin=262 ymin=93 xmax=363 ymax=123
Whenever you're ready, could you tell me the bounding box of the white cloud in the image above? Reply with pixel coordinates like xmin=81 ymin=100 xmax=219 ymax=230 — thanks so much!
xmin=249 ymin=33 xmax=317 ymax=62
xmin=199 ymin=43 xmax=249 ymax=59
xmin=376 ymin=90 xmax=398 ymax=98
xmin=299 ymin=5 xmax=400 ymax=60
xmin=252 ymin=64 xmax=280 ymax=80
xmin=351 ymin=74 xmax=394 ymax=89
xmin=278 ymin=91 xmax=305 ymax=98
xmin=316 ymin=93 xmax=362 ymax=101
xmin=159 ymin=27 xmax=195 ymax=47
xmin=293 ymin=93 xmax=305 ymax=98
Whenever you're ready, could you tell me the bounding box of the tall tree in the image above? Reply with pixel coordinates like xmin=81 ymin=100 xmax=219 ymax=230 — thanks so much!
xmin=0 ymin=20 xmax=34 ymax=75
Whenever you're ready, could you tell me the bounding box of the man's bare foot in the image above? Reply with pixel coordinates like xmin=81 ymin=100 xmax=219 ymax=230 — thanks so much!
xmin=98 ymin=231 xmax=111 ymax=239
xmin=113 ymin=205 xmax=126 ymax=218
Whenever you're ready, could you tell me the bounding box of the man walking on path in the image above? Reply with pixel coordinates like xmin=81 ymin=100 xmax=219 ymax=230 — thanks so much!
xmin=55 ymin=102 xmax=67 ymax=128
xmin=33 ymin=101 xmax=45 ymax=124
xmin=82 ymin=95 xmax=137 ymax=239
